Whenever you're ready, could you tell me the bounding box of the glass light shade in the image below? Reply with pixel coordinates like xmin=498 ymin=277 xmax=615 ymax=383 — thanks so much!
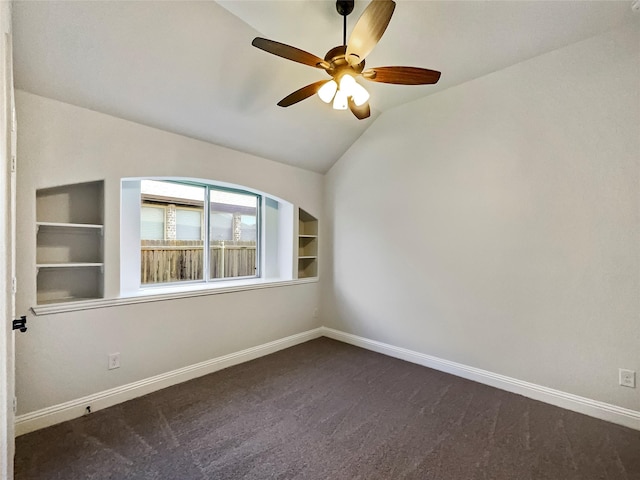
xmin=351 ymin=83 xmax=370 ymax=107
xmin=317 ymin=80 xmax=337 ymax=103
xmin=339 ymin=74 xmax=356 ymax=97
xmin=333 ymin=90 xmax=348 ymax=110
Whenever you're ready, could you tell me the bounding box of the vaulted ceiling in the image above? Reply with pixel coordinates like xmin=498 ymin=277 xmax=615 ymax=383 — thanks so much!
xmin=12 ymin=1 xmax=638 ymax=173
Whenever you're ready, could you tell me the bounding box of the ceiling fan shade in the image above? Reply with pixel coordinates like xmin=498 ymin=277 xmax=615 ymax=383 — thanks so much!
xmin=339 ymin=74 xmax=370 ymax=106
xmin=251 ymin=0 xmax=441 ymax=120
xmin=318 ymin=80 xmax=338 ymax=103
xmin=362 ymin=66 xmax=442 ymax=85
xmin=348 ymin=98 xmax=371 ymax=120
xmin=333 ymin=90 xmax=349 ymax=110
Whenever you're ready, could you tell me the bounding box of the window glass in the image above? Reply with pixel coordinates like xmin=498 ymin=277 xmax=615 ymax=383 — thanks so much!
xmin=209 ymin=189 xmax=259 ymax=280
xmin=140 ymin=180 xmax=205 ymax=285
xmin=176 ymin=208 xmax=202 ymax=240
xmin=240 ymin=215 xmax=257 ymax=242
xmin=210 ymin=212 xmax=233 ymax=241
xmin=140 ymin=206 xmax=164 ymax=240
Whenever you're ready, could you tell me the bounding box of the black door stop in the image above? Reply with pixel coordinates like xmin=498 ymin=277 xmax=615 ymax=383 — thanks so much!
xmin=12 ymin=316 xmax=27 ymax=333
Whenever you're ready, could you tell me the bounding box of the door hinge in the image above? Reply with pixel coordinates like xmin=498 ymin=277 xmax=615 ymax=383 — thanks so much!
xmin=12 ymin=397 xmax=17 ymax=414
xmin=11 ymin=277 xmax=17 ymax=294
xmin=12 ymin=316 xmax=27 ymax=333
xmin=10 ymin=155 xmax=16 ymax=173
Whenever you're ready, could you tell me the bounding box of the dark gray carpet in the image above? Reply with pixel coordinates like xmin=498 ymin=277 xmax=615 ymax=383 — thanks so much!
xmin=15 ymin=338 xmax=640 ymax=479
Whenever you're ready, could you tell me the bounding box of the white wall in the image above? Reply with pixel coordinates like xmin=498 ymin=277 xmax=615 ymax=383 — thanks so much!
xmin=323 ymin=23 xmax=640 ymax=411
xmin=15 ymin=91 xmax=323 ymax=414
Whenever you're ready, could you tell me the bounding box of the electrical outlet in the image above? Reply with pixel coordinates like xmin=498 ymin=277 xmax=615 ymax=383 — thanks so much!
xmin=108 ymin=352 xmax=120 ymax=370
xmin=619 ymin=369 xmax=636 ymax=388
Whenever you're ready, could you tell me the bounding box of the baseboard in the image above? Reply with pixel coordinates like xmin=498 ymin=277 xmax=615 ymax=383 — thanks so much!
xmin=15 ymin=327 xmax=324 ymax=436
xmin=321 ymin=327 xmax=640 ymax=431
xmin=16 ymin=325 xmax=640 ymax=436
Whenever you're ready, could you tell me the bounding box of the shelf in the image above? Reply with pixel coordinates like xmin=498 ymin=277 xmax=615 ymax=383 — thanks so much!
xmin=298 ymin=209 xmax=318 ymax=236
xmin=36 ymin=181 xmax=104 ymax=224
xmin=36 ymin=266 xmax=104 ymax=305
xmin=36 ymin=227 xmax=103 ymax=264
xmin=37 ymin=263 xmax=104 ymax=269
xmin=37 ymin=221 xmax=103 ymax=231
xmin=298 ymin=257 xmax=318 ymax=279
xmin=36 ymin=181 xmax=105 ymax=305
xmin=298 ymin=235 xmax=318 ymax=258
xmin=298 ymin=208 xmax=318 ymax=279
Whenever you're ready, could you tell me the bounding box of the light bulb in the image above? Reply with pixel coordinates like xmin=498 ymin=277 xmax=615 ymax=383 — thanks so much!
xmin=333 ymin=90 xmax=348 ymax=110
xmin=351 ymin=83 xmax=370 ymax=107
xmin=317 ymin=80 xmax=337 ymax=103
xmin=339 ymin=74 xmax=356 ymax=97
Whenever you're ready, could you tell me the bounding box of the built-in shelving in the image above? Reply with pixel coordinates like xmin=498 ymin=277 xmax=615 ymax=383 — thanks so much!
xmin=298 ymin=208 xmax=318 ymax=279
xmin=36 ymin=181 xmax=105 ymax=304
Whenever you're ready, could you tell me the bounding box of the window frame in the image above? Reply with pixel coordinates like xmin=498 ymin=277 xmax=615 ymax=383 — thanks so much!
xmin=121 ymin=176 xmax=294 ymax=299
xmin=139 ymin=179 xmax=261 ymax=287
xmin=207 ymin=183 xmax=262 ymax=283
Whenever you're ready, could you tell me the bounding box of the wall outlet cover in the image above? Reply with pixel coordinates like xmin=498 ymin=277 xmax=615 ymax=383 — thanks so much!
xmin=619 ymin=368 xmax=636 ymax=388
xmin=108 ymin=353 xmax=121 ymax=370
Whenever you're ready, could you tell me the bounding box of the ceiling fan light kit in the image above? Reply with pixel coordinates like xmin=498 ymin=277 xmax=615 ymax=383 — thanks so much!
xmin=318 ymin=73 xmax=370 ymax=109
xmin=333 ymin=90 xmax=349 ymax=110
xmin=251 ymin=0 xmax=441 ymax=120
xmin=318 ymin=80 xmax=338 ymax=103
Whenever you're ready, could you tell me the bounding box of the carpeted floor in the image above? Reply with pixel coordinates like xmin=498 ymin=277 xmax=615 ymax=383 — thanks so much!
xmin=15 ymin=337 xmax=640 ymax=479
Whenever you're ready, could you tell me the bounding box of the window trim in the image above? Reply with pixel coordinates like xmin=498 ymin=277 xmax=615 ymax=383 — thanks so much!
xmin=32 ymin=277 xmax=317 ymax=315
xmin=121 ymin=176 xmax=294 ymax=298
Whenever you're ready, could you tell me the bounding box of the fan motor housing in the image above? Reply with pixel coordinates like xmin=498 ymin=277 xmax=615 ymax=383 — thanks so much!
xmin=324 ymin=45 xmax=365 ymax=79
xmin=336 ymin=0 xmax=355 ymax=16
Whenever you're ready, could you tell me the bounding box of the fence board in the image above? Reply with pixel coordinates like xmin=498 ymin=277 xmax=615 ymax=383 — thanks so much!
xmin=141 ymin=240 xmax=256 ymax=283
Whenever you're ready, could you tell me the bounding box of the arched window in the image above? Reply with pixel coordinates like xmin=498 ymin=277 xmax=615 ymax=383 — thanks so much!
xmin=121 ymin=178 xmax=293 ymax=294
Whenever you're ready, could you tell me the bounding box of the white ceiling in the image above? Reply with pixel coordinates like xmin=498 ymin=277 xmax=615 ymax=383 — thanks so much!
xmin=12 ymin=1 xmax=638 ymax=173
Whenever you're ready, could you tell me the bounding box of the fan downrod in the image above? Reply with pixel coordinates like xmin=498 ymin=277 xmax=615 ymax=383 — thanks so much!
xmin=336 ymin=0 xmax=354 ymax=46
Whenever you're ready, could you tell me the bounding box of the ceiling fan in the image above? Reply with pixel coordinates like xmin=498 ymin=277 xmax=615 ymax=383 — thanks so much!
xmin=252 ymin=0 xmax=441 ymax=120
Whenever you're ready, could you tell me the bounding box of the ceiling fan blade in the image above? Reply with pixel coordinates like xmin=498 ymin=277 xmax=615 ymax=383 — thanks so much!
xmin=252 ymin=37 xmax=328 ymax=69
xmin=277 ymin=80 xmax=330 ymax=107
xmin=348 ymin=98 xmax=371 ymax=120
xmin=346 ymin=0 xmax=396 ymax=66
xmin=362 ymin=66 xmax=441 ymax=85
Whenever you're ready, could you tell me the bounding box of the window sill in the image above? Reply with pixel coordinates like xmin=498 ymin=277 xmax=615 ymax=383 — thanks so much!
xmin=31 ymin=277 xmax=318 ymax=316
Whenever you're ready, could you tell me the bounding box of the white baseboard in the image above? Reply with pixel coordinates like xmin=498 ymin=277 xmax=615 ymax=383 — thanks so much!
xmin=16 ymin=326 xmax=640 ymax=436
xmin=15 ymin=328 xmax=323 ymax=436
xmin=320 ymin=327 xmax=640 ymax=431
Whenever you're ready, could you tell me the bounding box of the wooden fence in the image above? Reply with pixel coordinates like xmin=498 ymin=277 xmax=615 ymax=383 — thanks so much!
xmin=141 ymin=240 xmax=256 ymax=284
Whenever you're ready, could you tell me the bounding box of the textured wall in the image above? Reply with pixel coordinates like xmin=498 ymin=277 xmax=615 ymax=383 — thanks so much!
xmin=15 ymin=91 xmax=324 ymax=414
xmin=323 ymin=23 xmax=640 ymax=411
